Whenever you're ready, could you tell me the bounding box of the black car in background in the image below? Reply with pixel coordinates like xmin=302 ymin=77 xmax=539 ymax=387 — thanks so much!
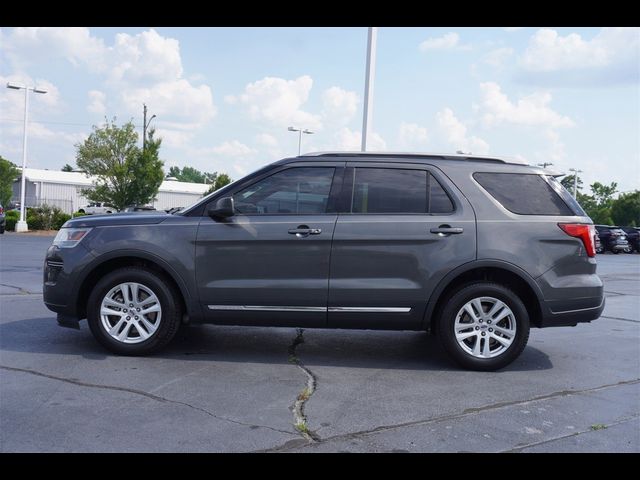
xmin=595 ymin=225 xmax=630 ymax=254
xmin=619 ymin=227 xmax=640 ymax=253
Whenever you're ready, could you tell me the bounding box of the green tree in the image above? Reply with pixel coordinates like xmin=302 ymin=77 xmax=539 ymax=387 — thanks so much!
xmin=75 ymin=120 xmax=164 ymax=211
xmin=61 ymin=164 xmax=74 ymax=172
xmin=611 ymin=191 xmax=640 ymax=226
xmin=0 ymin=156 xmax=19 ymax=207
xmin=167 ymin=166 xmax=217 ymax=184
xmin=204 ymin=173 xmax=232 ymax=196
xmin=574 ymin=181 xmax=619 ymax=224
xmin=560 ymin=174 xmax=583 ymax=194
xmin=590 ymin=182 xmax=618 ymax=208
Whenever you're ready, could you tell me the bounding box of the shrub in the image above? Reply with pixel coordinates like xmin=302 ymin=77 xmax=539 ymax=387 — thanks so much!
xmin=4 ymin=210 xmax=19 ymax=231
xmin=53 ymin=212 xmax=72 ymax=230
xmin=72 ymin=211 xmax=87 ymax=218
xmin=26 ymin=204 xmax=63 ymax=230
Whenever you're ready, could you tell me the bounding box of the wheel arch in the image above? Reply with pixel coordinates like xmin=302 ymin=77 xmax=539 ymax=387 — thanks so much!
xmin=424 ymin=260 xmax=545 ymax=332
xmin=75 ymin=250 xmax=196 ymax=322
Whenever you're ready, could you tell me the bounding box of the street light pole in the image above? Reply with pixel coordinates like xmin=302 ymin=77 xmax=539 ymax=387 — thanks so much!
xmin=361 ymin=27 xmax=378 ymax=152
xmin=6 ymin=82 xmax=47 ymax=232
xmin=569 ymin=168 xmax=583 ymax=198
xmin=288 ymin=126 xmax=314 ymax=156
xmin=142 ymin=103 xmax=156 ymax=153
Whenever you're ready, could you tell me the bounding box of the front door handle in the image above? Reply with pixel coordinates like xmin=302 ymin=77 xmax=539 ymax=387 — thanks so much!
xmin=288 ymin=225 xmax=322 ymax=237
xmin=430 ymin=225 xmax=464 ymax=235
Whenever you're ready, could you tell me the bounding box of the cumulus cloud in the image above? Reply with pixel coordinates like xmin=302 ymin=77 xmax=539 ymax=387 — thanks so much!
xmin=227 ymin=75 xmax=321 ymax=130
xmin=87 ymin=90 xmax=106 ymax=115
xmin=518 ymin=27 xmax=640 ymax=86
xmin=481 ymin=47 xmax=514 ymax=68
xmin=478 ymin=82 xmax=574 ymax=128
xmin=398 ymin=122 xmax=429 ymax=149
xmin=332 ymin=127 xmax=387 ymax=151
xmin=209 ymin=140 xmax=256 ymax=157
xmin=419 ymin=32 xmax=464 ymax=52
xmin=322 ymin=86 xmax=359 ymax=126
xmin=436 ymin=108 xmax=489 ymax=155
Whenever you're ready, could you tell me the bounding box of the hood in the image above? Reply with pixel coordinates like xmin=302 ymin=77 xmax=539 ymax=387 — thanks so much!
xmin=64 ymin=212 xmax=169 ymax=228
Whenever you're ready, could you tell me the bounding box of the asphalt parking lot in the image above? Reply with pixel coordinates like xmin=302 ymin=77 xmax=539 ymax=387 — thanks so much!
xmin=1 ymin=232 xmax=638 ymax=452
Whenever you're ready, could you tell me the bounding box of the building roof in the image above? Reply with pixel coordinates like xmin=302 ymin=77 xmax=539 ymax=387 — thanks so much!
xmin=19 ymin=168 xmax=209 ymax=194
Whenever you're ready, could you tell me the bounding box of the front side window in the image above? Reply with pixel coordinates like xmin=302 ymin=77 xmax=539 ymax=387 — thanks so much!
xmin=350 ymin=168 xmax=454 ymax=214
xmin=233 ymin=167 xmax=335 ymax=215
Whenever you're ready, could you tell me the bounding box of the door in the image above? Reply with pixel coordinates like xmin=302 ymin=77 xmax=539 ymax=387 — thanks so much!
xmin=196 ymin=164 xmax=342 ymax=327
xmin=328 ymin=163 xmax=476 ymax=329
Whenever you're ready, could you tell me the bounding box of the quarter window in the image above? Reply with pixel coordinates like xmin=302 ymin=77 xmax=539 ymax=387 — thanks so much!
xmin=233 ymin=167 xmax=335 ymax=215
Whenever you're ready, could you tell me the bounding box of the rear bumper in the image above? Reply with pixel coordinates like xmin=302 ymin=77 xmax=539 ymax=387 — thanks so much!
xmin=539 ymin=295 xmax=605 ymax=327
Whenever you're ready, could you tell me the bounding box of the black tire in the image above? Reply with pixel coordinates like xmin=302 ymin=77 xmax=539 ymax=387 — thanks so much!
xmin=612 ymin=249 xmax=620 ymax=254
xmin=78 ymin=209 xmax=85 ymax=214
xmin=437 ymin=282 xmax=530 ymax=371
xmin=87 ymin=267 xmax=182 ymax=355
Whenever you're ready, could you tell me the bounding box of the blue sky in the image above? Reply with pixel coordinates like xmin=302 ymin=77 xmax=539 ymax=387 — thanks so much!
xmin=1 ymin=27 xmax=639 ymax=193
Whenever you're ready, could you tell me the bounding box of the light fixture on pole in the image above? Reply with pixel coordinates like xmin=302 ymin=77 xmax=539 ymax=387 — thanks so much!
xmin=537 ymin=162 xmax=554 ymax=168
xmin=288 ymin=126 xmax=314 ymax=156
xmin=568 ymin=168 xmax=583 ymax=198
xmin=143 ymin=103 xmax=156 ymax=153
xmin=6 ymin=82 xmax=47 ymax=232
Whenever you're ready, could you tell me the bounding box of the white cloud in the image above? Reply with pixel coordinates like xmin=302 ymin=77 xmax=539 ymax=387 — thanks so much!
xmin=436 ymin=108 xmax=489 ymax=155
xmin=481 ymin=47 xmax=514 ymax=68
xmin=87 ymin=90 xmax=106 ymax=115
xmin=518 ymin=28 xmax=640 ymax=85
xmin=228 ymin=75 xmax=321 ymax=130
xmin=209 ymin=140 xmax=256 ymax=157
xmin=256 ymin=133 xmax=279 ymax=148
xmin=398 ymin=122 xmax=429 ymax=149
xmin=332 ymin=127 xmax=387 ymax=151
xmin=503 ymin=27 xmax=524 ymax=32
xmin=478 ymin=82 xmax=574 ymax=128
xmin=419 ymin=32 xmax=461 ymax=52
xmin=322 ymin=86 xmax=359 ymax=125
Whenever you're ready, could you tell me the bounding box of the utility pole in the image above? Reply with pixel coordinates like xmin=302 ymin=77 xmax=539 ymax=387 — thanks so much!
xmin=361 ymin=27 xmax=378 ymax=152
xmin=142 ymin=104 xmax=156 ymax=153
xmin=569 ymin=168 xmax=583 ymax=198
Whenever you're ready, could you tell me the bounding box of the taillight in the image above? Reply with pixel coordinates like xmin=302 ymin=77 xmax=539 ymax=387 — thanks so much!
xmin=558 ymin=223 xmax=596 ymax=257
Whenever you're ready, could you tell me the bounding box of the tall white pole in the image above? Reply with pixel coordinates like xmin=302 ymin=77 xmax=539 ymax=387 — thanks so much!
xmin=298 ymin=129 xmax=302 ymax=156
xmin=16 ymin=88 xmax=30 ymax=232
xmin=361 ymin=27 xmax=377 ymax=152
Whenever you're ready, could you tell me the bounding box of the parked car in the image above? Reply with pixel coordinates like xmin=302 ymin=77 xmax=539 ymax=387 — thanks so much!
xmin=78 ymin=202 xmax=114 ymax=215
xmin=0 ymin=203 xmax=5 ymax=234
xmin=122 ymin=205 xmax=157 ymax=213
xmin=594 ymin=234 xmax=603 ymax=254
xmin=619 ymin=227 xmax=639 ymax=253
xmin=595 ymin=225 xmax=630 ymax=254
xmin=43 ymin=152 xmax=604 ymax=371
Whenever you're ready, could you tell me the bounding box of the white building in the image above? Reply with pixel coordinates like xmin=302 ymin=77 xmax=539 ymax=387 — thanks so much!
xmin=11 ymin=168 xmax=209 ymax=213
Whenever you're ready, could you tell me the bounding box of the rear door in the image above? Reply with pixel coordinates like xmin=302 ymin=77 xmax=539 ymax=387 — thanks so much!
xmin=328 ymin=162 xmax=476 ymax=329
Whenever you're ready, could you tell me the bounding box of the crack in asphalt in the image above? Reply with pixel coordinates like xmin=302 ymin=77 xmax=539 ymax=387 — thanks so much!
xmin=0 ymin=364 xmax=296 ymax=437
xmin=499 ymin=414 xmax=640 ymax=453
xmin=258 ymin=377 xmax=640 ymax=452
xmin=287 ymin=328 xmax=319 ymax=443
xmin=600 ymin=315 xmax=640 ymax=324
xmin=0 ymin=283 xmax=36 ymax=295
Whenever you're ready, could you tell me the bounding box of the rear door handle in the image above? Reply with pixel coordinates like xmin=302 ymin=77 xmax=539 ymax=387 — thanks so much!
xmin=430 ymin=226 xmax=464 ymax=235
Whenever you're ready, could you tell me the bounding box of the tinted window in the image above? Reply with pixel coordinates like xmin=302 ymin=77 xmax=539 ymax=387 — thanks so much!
xmin=234 ymin=167 xmax=335 ymax=214
xmin=429 ymin=173 xmax=454 ymax=213
xmin=474 ymin=173 xmax=573 ymax=216
xmin=352 ymin=168 xmax=427 ymax=214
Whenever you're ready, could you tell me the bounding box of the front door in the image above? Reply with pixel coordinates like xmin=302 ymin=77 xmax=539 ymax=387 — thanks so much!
xmin=196 ymin=164 xmax=342 ymax=327
xmin=328 ymin=163 xmax=476 ymax=329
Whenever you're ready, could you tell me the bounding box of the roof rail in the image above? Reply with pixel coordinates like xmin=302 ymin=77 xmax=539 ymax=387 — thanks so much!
xmin=301 ymin=151 xmax=529 ymax=165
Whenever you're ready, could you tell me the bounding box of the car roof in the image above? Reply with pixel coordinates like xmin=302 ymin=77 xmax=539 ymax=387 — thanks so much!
xmin=298 ymin=151 xmax=529 ymax=165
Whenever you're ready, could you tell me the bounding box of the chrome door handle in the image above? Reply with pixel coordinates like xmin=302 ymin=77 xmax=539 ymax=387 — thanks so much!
xmin=430 ymin=226 xmax=463 ymax=235
xmin=288 ymin=227 xmax=322 ymax=237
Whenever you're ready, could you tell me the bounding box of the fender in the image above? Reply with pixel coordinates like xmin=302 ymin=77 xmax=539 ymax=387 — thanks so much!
xmin=421 ymin=259 xmax=546 ymax=329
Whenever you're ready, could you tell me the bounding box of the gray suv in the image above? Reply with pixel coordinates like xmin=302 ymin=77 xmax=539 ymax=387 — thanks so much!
xmin=43 ymin=153 xmax=604 ymax=370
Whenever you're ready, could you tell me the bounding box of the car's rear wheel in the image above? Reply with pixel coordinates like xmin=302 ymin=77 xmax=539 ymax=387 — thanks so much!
xmin=87 ymin=267 xmax=182 ymax=355
xmin=437 ymin=282 xmax=530 ymax=371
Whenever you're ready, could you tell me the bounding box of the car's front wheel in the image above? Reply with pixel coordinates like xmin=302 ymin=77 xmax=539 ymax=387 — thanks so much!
xmin=437 ymin=282 xmax=530 ymax=371
xmin=87 ymin=267 xmax=182 ymax=355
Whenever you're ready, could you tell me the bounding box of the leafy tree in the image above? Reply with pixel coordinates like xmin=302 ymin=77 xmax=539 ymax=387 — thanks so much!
xmin=590 ymin=182 xmax=618 ymax=208
xmin=0 ymin=156 xmax=19 ymax=207
xmin=611 ymin=191 xmax=640 ymax=227
xmin=75 ymin=120 xmax=164 ymax=211
xmin=574 ymin=181 xmax=619 ymax=225
xmin=204 ymin=173 xmax=232 ymax=196
xmin=560 ymin=174 xmax=583 ymax=194
xmin=167 ymin=166 xmax=217 ymax=184
xmin=61 ymin=164 xmax=74 ymax=172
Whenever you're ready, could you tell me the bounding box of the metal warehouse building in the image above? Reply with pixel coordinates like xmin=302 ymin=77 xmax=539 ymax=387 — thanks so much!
xmin=12 ymin=168 xmax=209 ymax=213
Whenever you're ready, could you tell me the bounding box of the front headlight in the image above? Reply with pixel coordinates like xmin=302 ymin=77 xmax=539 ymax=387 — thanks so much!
xmin=52 ymin=228 xmax=92 ymax=248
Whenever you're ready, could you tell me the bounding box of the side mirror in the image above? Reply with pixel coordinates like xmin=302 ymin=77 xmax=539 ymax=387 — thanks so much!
xmin=207 ymin=196 xmax=235 ymax=219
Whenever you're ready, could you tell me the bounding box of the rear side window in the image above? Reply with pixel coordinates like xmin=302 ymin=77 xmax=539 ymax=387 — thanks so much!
xmin=350 ymin=168 xmax=454 ymax=214
xmin=474 ymin=173 xmax=573 ymax=216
